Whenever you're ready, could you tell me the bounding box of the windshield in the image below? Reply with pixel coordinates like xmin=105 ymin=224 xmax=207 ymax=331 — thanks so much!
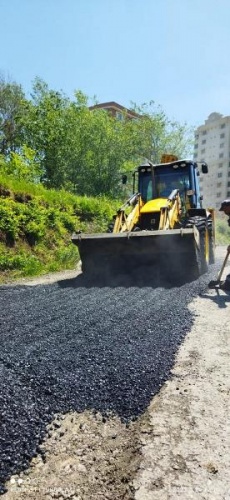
xmin=140 ymin=167 xmax=191 ymax=202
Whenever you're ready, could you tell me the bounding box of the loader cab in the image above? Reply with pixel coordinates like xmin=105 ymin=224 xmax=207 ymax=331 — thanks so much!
xmin=137 ymin=160 xmax=204 ymax=210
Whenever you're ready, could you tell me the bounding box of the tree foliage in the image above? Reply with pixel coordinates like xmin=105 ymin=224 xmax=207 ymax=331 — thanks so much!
xmin=0 ymin=75 xmax=27 ymax=155
xmin=0 ymin=77 xmax=193 ymax=198
xmin=2 ymin=145 xmax=43 ymax=183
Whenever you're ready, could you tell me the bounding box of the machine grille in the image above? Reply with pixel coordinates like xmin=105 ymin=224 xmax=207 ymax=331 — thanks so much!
xmin=140 ymin=213 xmax=160 ymax=230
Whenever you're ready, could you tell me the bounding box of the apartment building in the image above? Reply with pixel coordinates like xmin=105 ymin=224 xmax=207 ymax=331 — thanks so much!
xmin=194 ymin=112 xmax=230 ymax=209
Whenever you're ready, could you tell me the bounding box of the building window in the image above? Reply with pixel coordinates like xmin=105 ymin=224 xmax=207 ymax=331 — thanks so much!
xmin=194 ymin=143 xmax=198 ymax=149
xmin=220 ymin=123 xmax=226 ymax=129
xmin=116 ymin=112 xmax=124 ymax=120
xmin=202 ymin=139 xmax=206 ymax=144
xmin=217 ymin=192 xmax=221 ymax=198
xmin=220 ymin=143 xmax=224 ymax=148
xmin=218 ymin=172 xmax=222 ymax=178
xmin=219 ymin=153 xmax=224 ymax=158
xmin=228 ymin=171 xmax=230 ymax=177
xmin=220 ymin=133 xmax=225 ymax=138
xmin=228 ymin=181 xmax=230 ymax=187
xmin=201 ymin=148 xmax=205 ymax=154
xmin=217 ymin=182 xmax=222 ymax=187
xmin=202 ymin=130 xmax=207 ymax=135
xmin=219 ymin=163 xmax=223 ymax=168
xmin=194 ymin=153 xmax=198 ymax=159
xmin=195 ymin=134 xmax=199 ymax=140
xmin=228 ymin=191 xmax=230 ymax=197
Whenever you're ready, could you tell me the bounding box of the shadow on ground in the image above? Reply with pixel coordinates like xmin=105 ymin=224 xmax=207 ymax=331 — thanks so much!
xmin=57 ymin=268 xmax=196 ymax=289
xmin=201 ymin=289 xmax=230 ymax=308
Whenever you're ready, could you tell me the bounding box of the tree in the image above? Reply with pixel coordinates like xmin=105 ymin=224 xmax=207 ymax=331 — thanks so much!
xmin=65 ymin=94 xmax=133 ymax=197
xmin=22 ymin=78 xmax=70 ymax=188
xmin=129 ymin=101 xmax=193 ymax=164
xmin=0 ymin=75 xmax=27 ymax=155
xmin=4 ymin=77 xmax=193 ymax=198
xmin=1 ymin=145 xmax=43 ymax=183
xmin=22 ymin=83 xmax=137 ymax=196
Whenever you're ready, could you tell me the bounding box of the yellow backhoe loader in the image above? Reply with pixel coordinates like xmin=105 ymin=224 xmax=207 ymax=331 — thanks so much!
xmin=72 ymin=156 xmax=215 ymax=281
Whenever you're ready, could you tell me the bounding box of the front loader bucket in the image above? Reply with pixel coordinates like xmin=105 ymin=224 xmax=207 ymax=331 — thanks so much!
xmin=72 ymin=228 xmax=201 ymax=282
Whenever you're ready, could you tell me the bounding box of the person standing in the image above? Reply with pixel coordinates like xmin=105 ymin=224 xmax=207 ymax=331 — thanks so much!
xmin=219 ymin=199 xmax=230 ymax=289
xmin=219 ymin=198 xmax=230 ymax=219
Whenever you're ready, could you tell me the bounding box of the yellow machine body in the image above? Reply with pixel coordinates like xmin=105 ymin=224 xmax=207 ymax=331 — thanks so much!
xmin=72 ymin=157 xmax=215 ymax=280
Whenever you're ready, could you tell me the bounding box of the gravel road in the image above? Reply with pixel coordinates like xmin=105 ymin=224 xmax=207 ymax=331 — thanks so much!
xmin=0 ymin=247 xmax=229 ymax=498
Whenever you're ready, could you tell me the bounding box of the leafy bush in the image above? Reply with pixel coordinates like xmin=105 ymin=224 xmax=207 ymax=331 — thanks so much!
xmin=46 ymin=208 xmax=58 ymax=229
xmin=23 ymin=255 xmax=43 ymax=276
xmin=0 ymin=200 xmax=20 ymax=242
xmin=59 ymin=212 xmax=77 ymax=232
xmin=0 ymin=252 xmax=26 ymax=270
xmin=24 ymin=220 xmax=46 ymax=245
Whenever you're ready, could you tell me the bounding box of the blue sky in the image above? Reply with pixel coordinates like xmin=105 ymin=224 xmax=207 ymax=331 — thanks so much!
xmin=1 ymin=0 xmax=230 ymax=127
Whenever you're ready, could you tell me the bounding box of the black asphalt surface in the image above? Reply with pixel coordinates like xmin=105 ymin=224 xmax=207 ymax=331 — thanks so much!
xmin=0 ymin=264 xmax=219 ymax=493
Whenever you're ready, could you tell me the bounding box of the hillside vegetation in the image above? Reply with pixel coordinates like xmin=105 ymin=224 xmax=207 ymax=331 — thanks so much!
xmin=0 ymin=174 xmax=118 ymax=283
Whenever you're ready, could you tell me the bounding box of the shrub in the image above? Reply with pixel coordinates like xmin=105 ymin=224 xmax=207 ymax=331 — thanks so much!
xmin=0 ymin=200 xmax=20 ymax=243
xmin=59 ymin=212 xmax=77 ymax=232
xmin=24 ymin=220 xmax=46 ymax=245
xmin=0 ymin=253 xmax=26 ymax=270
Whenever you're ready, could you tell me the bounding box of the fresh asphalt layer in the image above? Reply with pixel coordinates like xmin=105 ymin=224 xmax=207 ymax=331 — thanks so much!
xmin=0 ymin=262 xmax=220 ymax=493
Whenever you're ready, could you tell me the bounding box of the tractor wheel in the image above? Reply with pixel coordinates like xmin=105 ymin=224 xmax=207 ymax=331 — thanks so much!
xmin=198 ymin=225 xmax=209 ymax=274
xmin=107 ymin=218 xmax=115 ymax=233
xmin=207 ymin=217 xmax=215 ymax=264
xmin=185 ymin=216 xmax=209 ymax=277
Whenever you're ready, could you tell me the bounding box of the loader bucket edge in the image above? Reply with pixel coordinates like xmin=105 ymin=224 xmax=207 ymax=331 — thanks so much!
xmin=71 ymin=229 xmax=198 ymax=279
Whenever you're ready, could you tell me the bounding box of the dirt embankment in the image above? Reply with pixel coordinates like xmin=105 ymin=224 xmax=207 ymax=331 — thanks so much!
xmin=3 ymin=247 xmax=230 ymax=500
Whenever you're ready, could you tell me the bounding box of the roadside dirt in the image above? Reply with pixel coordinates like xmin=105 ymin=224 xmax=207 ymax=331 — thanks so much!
xmin=1 ymin=264 xmax=82 ymax=287
xmin=4 ymin=247 xmax=230 ymax=500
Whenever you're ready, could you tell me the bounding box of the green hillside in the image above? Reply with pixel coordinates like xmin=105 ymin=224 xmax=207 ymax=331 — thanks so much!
xmin=0 ymin=174 xmax=118 ymax=283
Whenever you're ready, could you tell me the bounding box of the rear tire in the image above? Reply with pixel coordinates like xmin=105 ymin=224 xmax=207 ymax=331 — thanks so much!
xmin=198 ymin=226 xmax=209 ymax=274
xmin=207 ymin=217 xmax=215 ymax=264
xmin=107 ymin=220 xmax=115 ymax=233
xmin=185 ymin=216 xmax=209 ymax=277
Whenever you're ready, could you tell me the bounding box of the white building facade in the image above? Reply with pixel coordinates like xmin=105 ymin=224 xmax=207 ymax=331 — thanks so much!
xmin=194 ymin=112 xmax=230 ymax=209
